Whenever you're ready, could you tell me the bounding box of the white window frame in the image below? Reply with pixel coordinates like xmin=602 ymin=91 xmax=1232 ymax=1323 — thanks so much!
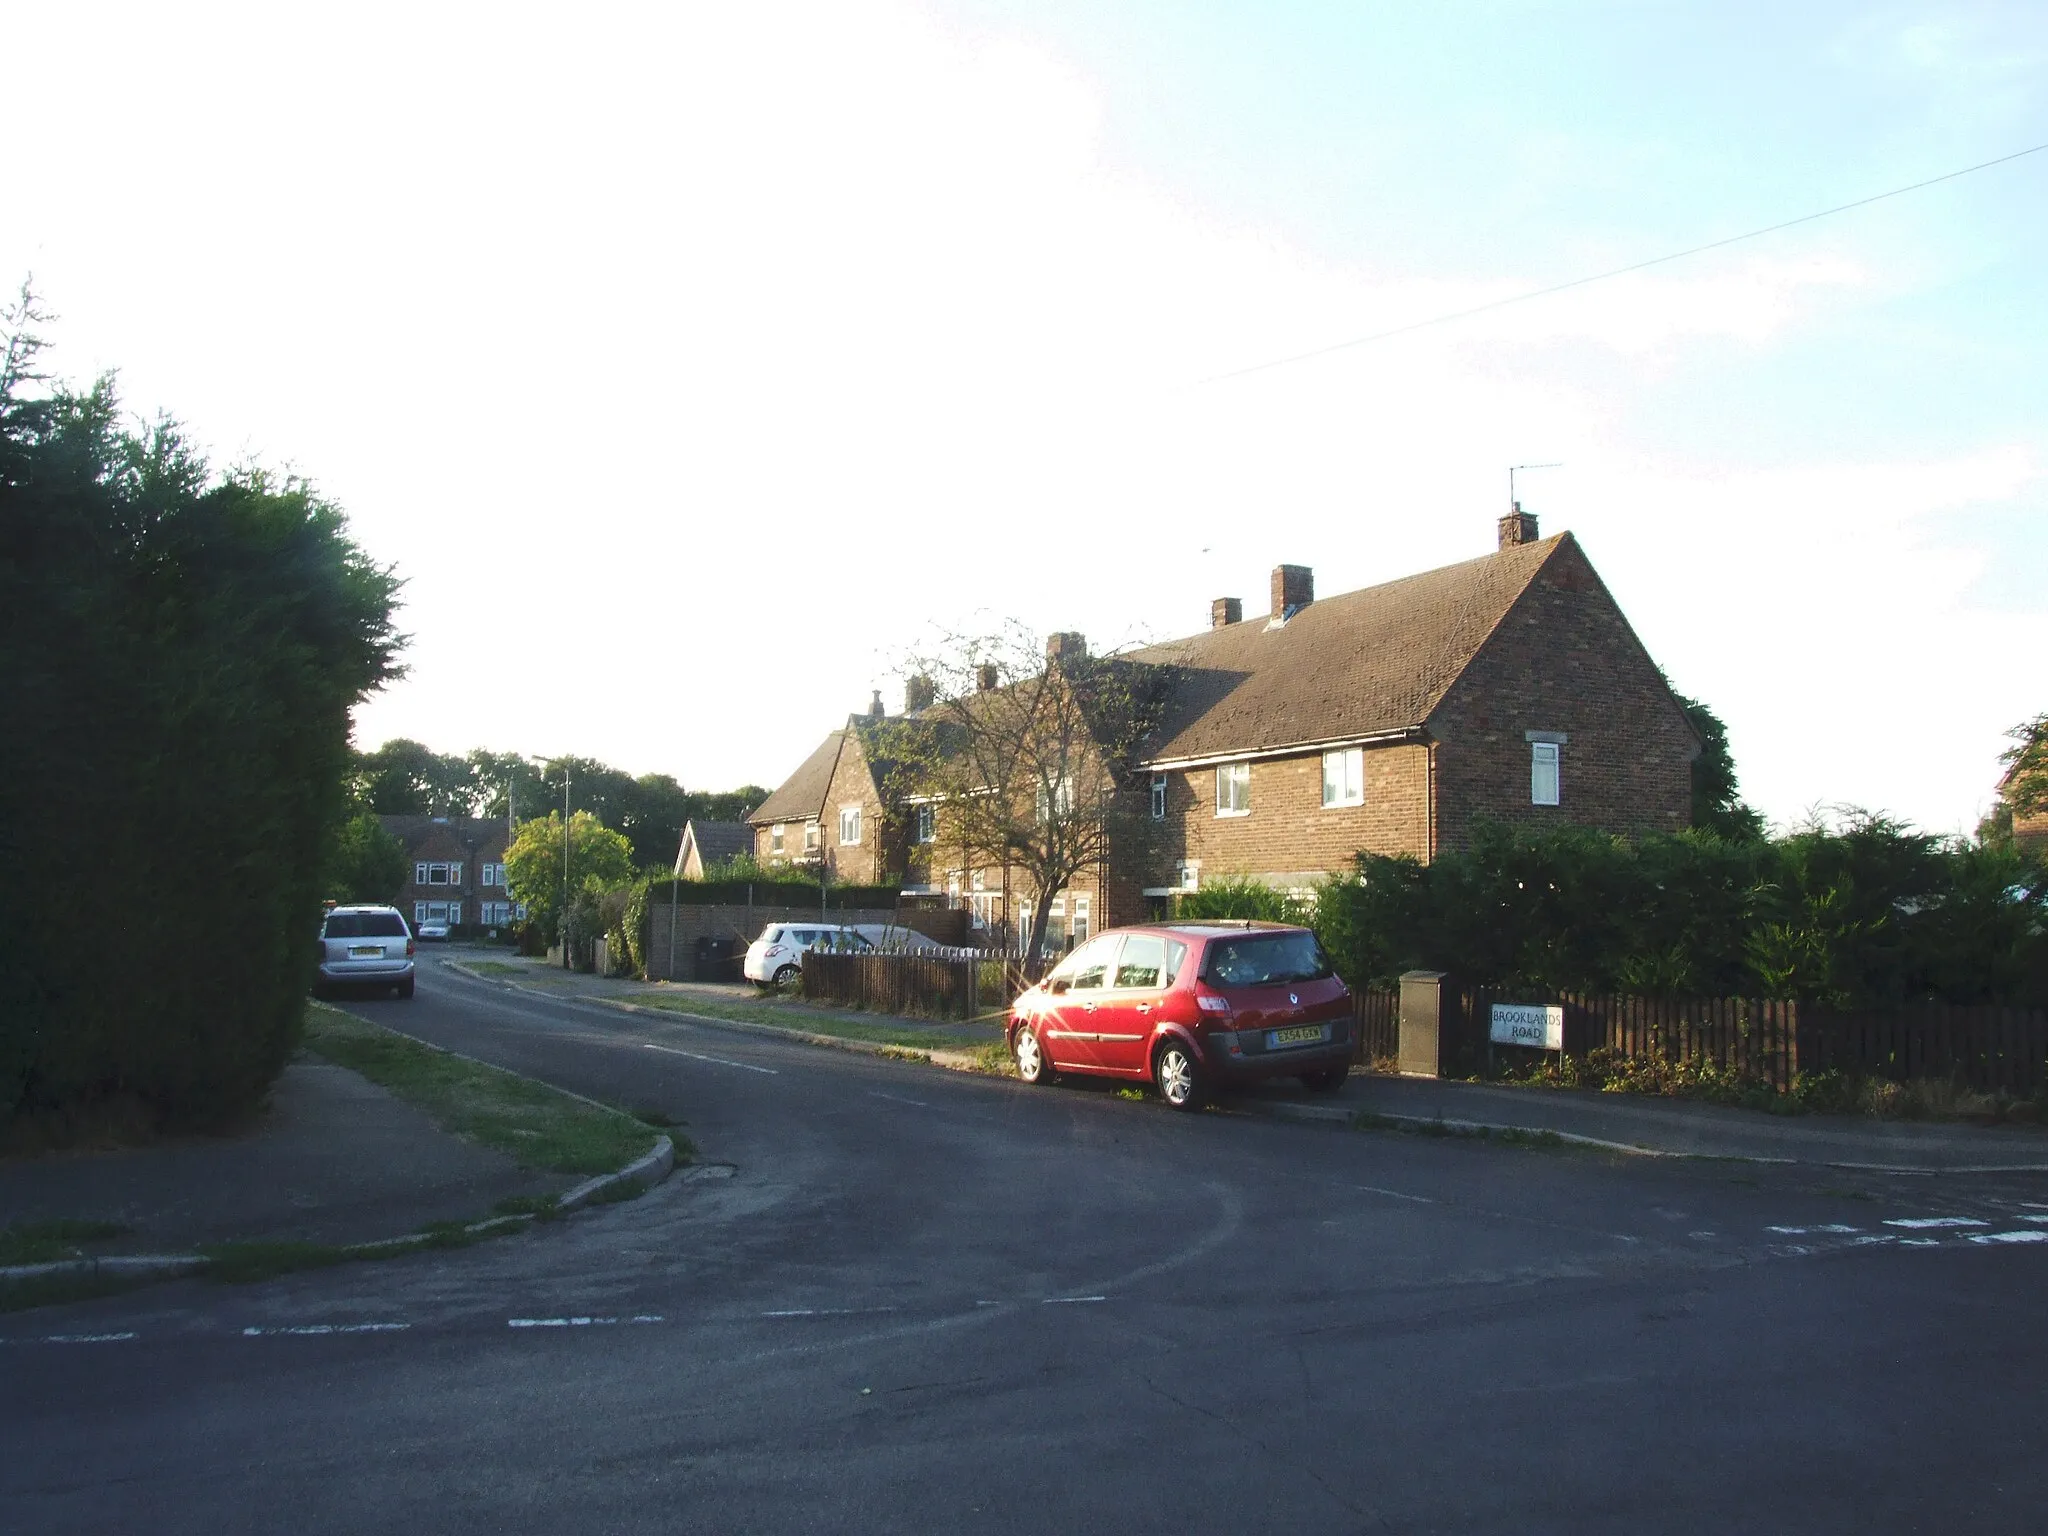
xmin=914 ymin=803 xmax=935 ymax=844
xmin=1216 ymin=761 xmax=1250 ymax=817
xmin=414 ymin=863 xmax=428 ymax=886
xmin=1073 ymin=895 xmax=1091 ymax=943
xmin=1321 ymin=747 xmax=1364 ymax=808
xmin=803 ymin=821 xmax=821 ymax=852
xmin=1150 ymin=773 xmax=1167 ymax=821
xmin=839 ymin=805 xmax=862 ymax=845
xmin=1530 ymin=738 xmax=1562 ymax=806
xmin=771 ymin=824 xmax=785 ymax=855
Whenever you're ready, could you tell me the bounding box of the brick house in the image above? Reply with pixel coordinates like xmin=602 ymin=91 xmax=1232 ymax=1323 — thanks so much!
xmin=1997 ymin=764 xmax=2048 ymax=856
xmin=754 ymin=512 xmax=1698 ymax=944
xmin=377 ymin=814 xmax=524 ymax=934
xmin=747 ymin=699 xmax=897 ymax=887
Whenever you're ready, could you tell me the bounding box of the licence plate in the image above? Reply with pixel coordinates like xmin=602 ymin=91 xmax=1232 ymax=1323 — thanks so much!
xmin=348 ymin=945 xmax=384 ymax=959
xmin=1269 ymin=1023 xmax=1326 ymax=1048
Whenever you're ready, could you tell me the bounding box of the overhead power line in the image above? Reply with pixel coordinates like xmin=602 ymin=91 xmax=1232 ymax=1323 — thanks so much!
xmin=1205 ymin=140 xmax=2048 ymax=384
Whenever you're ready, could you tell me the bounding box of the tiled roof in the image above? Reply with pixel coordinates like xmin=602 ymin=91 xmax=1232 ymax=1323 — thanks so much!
xmin=681 ymin=820 xmax=752 ymax=862
xmin=1130 ymin=534 xmax=1567 ymax=764
xmin=377 ymin=814 xmax=511 ymax=857
xmin=748 ymin=730 xmax=846 ymax=824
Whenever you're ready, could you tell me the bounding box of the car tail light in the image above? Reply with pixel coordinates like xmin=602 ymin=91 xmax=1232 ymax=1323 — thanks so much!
xmin=406 ymin=939 xmax=416 ymax=957
xmin=1195 ymin=990 xmax=1232 ymax=1020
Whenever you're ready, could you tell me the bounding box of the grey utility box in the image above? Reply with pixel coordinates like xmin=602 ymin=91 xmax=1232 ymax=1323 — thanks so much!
xmin=1398 ymin=971 xmax=1455 ymax=1078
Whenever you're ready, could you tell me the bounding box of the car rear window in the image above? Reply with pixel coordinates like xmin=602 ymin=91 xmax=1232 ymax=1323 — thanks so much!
xmin=1201 ymin=931 xmax=1333 ymax=987
xmin=324 ymin=912 xmax=407 ymax=939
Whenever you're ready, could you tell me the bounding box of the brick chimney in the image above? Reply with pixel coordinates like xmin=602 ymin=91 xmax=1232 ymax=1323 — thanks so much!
xmin=1498 ymin=504 xmax=1539 ymax=548
xmin=976 ymin=662 xmax=999 ymax=692
xmin=1045 ymin=631 xmax=1087 ymax=669
xmin=904 ymin=674 xmax=936 ymax=714
xmin=867 ymin=689 xmax=885 ymax=720
xmin=1270 ymin=565 xmax=1312 ymax=622
xmin=1211 ymin=597 xmax=1242 ymax=629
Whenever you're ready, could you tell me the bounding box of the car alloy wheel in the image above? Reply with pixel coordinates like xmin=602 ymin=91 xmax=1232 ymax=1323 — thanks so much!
xmin=773 ymin=964 xmax=798 ymax=987
xmin=1154 ymin=1041 xmax=1204 ymax=1111
xmin=1015 ymin=1027 xmax=1051 ymax=1085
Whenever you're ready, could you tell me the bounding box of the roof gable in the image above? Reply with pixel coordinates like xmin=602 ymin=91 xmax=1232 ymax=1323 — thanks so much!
xmin=1132 ymin=535 xmax=1566 ymax=764
xmin=680 ymin=820 xmax=752 ymax=863
xmin=748 ymin=730 xmax=847 ymax=825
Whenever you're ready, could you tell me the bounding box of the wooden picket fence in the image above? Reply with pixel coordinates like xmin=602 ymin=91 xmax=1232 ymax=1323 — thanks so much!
xmin=801 ymin=950 xmax=1018 ymax=1020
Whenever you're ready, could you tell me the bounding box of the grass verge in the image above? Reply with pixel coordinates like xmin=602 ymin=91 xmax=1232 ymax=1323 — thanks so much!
xmin=302 ymin=1003 xmax=675 ymax=1174
xmin=0 ymin=1219 xmax=131 ymax=1267
xmin=461 ymin=960 xmax=532 ymax=979
xmin=0 ymin=1269 xmax=157 ymax=1313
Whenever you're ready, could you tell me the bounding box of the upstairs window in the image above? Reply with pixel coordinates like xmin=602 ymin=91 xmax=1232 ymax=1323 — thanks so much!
xmin=839 ymin=806 xmax=862 ymax=845
xmin=417 ymin=861 xmax=461 ymax=886
xmin=914 ymin=803 xmax=936 ymax=844
xmin=1150 ymin=774 xmax=1167 ymax=820
xmin=771 ymin=824 xmax=785 ymax=855
xmin=1531 ymin=741 xmax=1561 ymax=806
xmin=803 ymin=821 xmax=821 ymax=851
xmin=1321 ymin=748 xmax=1364 ymax=808
xmin=1216 ymin=761 xmax=1250 ymax=817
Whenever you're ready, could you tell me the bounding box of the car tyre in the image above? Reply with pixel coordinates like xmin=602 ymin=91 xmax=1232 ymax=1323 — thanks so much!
xmin=1014 ymin=1026 xmax=1055 ymax=1085
xmin=397 ymin=977 xmax=415 ymax=999
xmin=1302 ymin=1063 xmax=1347 ymax=1093
xmin=1154 ymin=1039 xmax=1206 ymax=1111
xmin=772 ymin=964 xmax=799 ymax=988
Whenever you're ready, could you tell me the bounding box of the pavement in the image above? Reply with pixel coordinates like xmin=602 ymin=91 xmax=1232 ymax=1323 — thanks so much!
xmin=4 ymin=956 xmax=2044 ymax=1535
xmin=0 ymin=1056 xmax=568 ymax=1255
xmin=452 ymin=945 xmax=2048 ymax=1172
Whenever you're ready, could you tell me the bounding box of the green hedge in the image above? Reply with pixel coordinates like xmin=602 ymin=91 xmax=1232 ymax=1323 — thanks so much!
xmin=0 ymin=375 xmax=399 ymax=1137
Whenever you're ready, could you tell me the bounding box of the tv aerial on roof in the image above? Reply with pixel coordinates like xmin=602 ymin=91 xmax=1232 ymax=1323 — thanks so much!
xmin=1508 ymin=463 xmax=1562 ymax=512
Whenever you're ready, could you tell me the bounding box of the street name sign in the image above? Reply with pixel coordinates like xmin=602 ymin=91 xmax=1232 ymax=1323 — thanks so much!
xmin=1489 ymin=1003 xmax=1564 ymax=1051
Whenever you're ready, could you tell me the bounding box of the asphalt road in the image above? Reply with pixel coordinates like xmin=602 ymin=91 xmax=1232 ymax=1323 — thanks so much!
xmin=6 ymin=959 xmax=2046 ymax=1534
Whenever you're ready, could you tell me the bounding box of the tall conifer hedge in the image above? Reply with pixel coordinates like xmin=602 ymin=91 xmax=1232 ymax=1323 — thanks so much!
xmin=1 ymin=361 xmax=400 ymax=1136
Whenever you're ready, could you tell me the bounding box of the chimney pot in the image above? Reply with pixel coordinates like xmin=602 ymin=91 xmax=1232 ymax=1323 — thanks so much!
xmin=904 ymin=674 xmax=936 ymax=714
xmin=1269 ymin=565 xmax=1313 ymax=622
xmin=1045 ymin=631 xmax=1087 ymax=668
xmin=867 ymin=689 xmax=885 ymax=720
xmin=976 ymin=662 xmax=999 ymax=692
xmin=1211 ymin=597 xmax=1242 ymax=629
xmin=1498 ymin=505 xmax=1540 ymax=548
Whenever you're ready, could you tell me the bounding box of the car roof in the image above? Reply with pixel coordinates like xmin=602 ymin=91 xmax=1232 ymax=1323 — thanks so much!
xmin=1154 ymin=921 xmax=1303 ymax=937
xmin=327 ymin=904 xmax=402 ymax=915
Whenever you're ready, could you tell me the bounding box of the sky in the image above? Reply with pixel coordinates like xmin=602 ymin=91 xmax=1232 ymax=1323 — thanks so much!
xmin=6 ymin=1 xmax=2044 ymax=835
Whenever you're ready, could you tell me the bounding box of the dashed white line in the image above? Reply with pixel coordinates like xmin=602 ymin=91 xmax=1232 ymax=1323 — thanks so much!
xmin=1970 ymin=1230 xmax=2048 ymax=1246
xmin=507 ymin=1315 xmax=665 ymax=1328
xmin=1356 ymin=1185 xmax=1437 ymax=1204
xmin=44 ymin=1332 xmax=137 ymax=1344
xmin=1883 ymin=1217 xmax=1990 ymax=1230
xmin=241 ymin=1323 xmax=410 ymax=1337
xmin=1042 ymin=1295 xmax=1108 ymax=1305
xmin=640 ymin=1042 xmax=777 ymax=1074
xmin=1767 ymin=1224 xmax=1862 ymax=1235
xmin=869 ymin=1091 xmax=928 ymax=1107
xmin=760 ymin=1307 xmax=899 ymax=1318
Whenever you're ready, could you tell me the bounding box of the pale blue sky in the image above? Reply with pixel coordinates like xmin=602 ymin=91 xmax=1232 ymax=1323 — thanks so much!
xmin=5 ymin=3 xmax=2043 ymax=832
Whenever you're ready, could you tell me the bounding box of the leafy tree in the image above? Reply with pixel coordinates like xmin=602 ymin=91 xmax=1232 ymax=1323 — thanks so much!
xmin=352 ymin=737 xmax=474 ymax=815
xmin=466 ymin=748 xmax=544 ymax=820
xmin=1672 ymin=689 xmax=1765 ymax=842
xmin=1 ymin=293 xmax=402 ymax=1134
xmin=505 ymin=811 xmax=634 ymax=944
xmin=1986 ymin=713 xmax=2048 ymax=848
xmin=884 ymin=625 xmax=1177 ymax=974
xmin=323 ymin=812 xmax=409 ymax=905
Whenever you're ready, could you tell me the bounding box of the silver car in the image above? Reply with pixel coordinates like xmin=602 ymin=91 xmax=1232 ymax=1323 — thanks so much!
xmin=316 ymin=905 xmax=416 ymax=998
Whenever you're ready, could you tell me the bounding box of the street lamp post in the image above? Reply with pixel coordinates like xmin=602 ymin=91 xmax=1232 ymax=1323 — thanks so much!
xmin=537 ymin=759 xmax=572 ymax=970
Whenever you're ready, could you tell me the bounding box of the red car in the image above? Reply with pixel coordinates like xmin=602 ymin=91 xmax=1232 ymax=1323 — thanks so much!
xmin=1007 ymin=922 xmax=1353 ymax=1110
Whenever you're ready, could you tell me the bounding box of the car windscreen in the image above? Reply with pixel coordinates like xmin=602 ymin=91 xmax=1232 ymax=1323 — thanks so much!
xmin=1200 ymin=931 xmax=1332 ymax=987
xmin=323 ymin=912 xmax=407 ymax=939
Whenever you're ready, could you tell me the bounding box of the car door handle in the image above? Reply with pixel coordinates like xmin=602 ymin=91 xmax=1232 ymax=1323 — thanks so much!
xmin=1135 ymin=1004 xmax=1151 ymax=1013
xmin=1081 ymin=1002 xmax=1097 ymax=1012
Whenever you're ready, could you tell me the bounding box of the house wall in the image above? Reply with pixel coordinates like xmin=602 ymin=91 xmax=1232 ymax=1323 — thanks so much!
xmin=386 ymin=817 xmax=515 ymax=931
xmin=821 ymin=731 xmax=891 ymax=885
xmin=1427 ymin=538 xmax=1695 ymax=850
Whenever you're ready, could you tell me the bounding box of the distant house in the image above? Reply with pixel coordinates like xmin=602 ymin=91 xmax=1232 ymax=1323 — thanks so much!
xmin=674 ymin=819 xmax=753 ymax=879
xmin=377 ymin=814 xmax=524 ymax=934
xmin=1997 ymin=763 xmax=2048 ymax=855
xmin=752 ymin=511 xmax=1699 ymax=949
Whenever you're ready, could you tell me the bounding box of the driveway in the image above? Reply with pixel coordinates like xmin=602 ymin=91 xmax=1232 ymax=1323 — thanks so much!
xmin=4 ymin=955 xmax=2045 ymax=1534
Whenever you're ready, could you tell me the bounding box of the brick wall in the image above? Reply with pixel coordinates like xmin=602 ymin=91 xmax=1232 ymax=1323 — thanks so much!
xmin=1428 ymin=537 xmax=1695 ymax=850
xmin=1110 ymin=742 xmax=1431 ymax=907
xmin=821 ymin=730 xmax=890 ymax=885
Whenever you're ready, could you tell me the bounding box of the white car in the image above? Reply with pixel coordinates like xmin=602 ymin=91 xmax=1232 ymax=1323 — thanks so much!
xmin=744 ymin=923 xmax=873 ymax=987
xmin=316 ymin=905 xmax=416 ymax=998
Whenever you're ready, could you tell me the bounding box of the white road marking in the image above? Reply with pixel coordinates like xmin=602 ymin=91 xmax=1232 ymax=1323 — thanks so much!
xmin=1042 ymin=1295 xmax=1108 ymax=1305
xmin=641 ymin=1042 xmax=777 ymax=1074
xmin=241 ymin=1323 xmax=410 ymax=1337
xmin=44 ymin=1332 xmax=137 ymax=1344
xmin=1900 ymin=1238 xmax=1941 ymax=1247
xmin=869 ymin=1091 xmax=928 ymax=1107
xmin=1884 ymin=1217 xmax=1989 ymax=1230
xmin=1356 ymin=1184 xmax=1436 ymax=1204
xmin=1970 ymin=1230 xmax=2048 ymax=1245
xmin=761 ymin=1307 xmax=899 ymax=1318
xmin=2019 ymin=1214 xmax=2048 ymax=1224
xmin=1767 ymin=1224 xmax=1861 ymax=1235
xmin=507 ymin=1315 xmax=664 ymax=1328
